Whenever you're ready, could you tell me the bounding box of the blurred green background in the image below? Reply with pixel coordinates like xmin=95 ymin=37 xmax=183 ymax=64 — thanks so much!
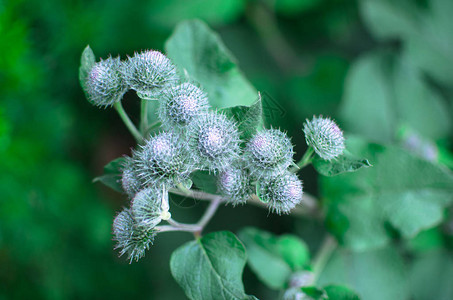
xmin=1 ymin=0 xmax=453 ymax=299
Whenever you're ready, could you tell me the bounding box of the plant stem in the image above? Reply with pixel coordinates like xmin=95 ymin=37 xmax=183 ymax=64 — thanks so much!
xmin=290 ymin=147 xmax=315 ymax=173
xmin=156 ymin=224 xmax=201 ymax=233
xmin=196 ymin=196 xmax=222 ymax=229
xmin=311 ymin=235 xmax=337 ymax=284
xmin=113 ymin=102 xmax=143 ymax=143
xmin=140 ymin=99 xmax=148 ymax=135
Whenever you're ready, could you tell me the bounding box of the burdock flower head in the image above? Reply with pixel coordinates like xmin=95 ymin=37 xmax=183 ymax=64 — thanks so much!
xmin=123 ymin=50 xmax=179 ymax=98
xmin=303 ymin=116 xmax=345 ymax=160
xmin=86 ymin=56 xmax=128 ymax=107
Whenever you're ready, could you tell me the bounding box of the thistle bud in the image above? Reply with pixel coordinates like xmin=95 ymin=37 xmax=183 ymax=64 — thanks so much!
xmin=158 ymin=82 xmax=209 ymax=129
xmin=217 ymin=165 xmax=253 ymax=206
xmin=303 ymin=116 xmax=345 ymax=160
xmin=86 ymin=56 xmax=128 ymax=107
xmin=113 ymin=208 xmax=155 ymax=263
xmin=123 ymin=50 xmax=179 ymax=98
xmin=121 ymin=157 xmax=146 ymax=198
xmin=245 ymin=129 xmax=294 ymax=177
xmin=131 ymin=187 xmax=166 ymax=230
xmin=257 ymin=172 xmax=303 ymax=215
xmin=188 ymin=112 xmax=240 ymax=171
xmin=133 ymin=131 xmax=193 ymax=187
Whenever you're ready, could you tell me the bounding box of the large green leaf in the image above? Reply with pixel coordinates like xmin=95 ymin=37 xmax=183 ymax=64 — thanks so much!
xmin=322 ymin=137 xmax=453 ymax=251
xmin=360 ymin=0 xmax=453 ymax=85
xmin=340 ymin=53 xmax=450 ymax=143
xmin=238 ymin=227 xmax=310 ymax=290
xmin=78 ymin=45 xmax=95 ymax=96
xmin=318 ymin=246 xmax=409 ymax=300
xmin=165 ymin=20 xmax=257 ymax=109
xmin=409 ymin=250 xmax=453 ymax=300
xmin=93 ymin=157 xmax=125 ymax=193
xmin=170 ymin=231 xmax=256 ymax=300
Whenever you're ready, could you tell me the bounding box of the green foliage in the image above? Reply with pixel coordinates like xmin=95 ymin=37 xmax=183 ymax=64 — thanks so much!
xmin=170 ymin=231 xmax=255 ymax=300
xmin=322 ymin=137 xmax=453 ymax=250
xmin=301 ymin=285 xmax=360 ymax=300
xmin=340 ymin=53 xmax=451 ymax=143
xmin=312 ymin=150 xmax=371 ymax=177
xmin=78 ymin=45 xmax=96 ymax=97
xmin=165 ymin=20 xmax=257 ymax=109
xmin=238 ymin=227 xmax=310 ymax=290
xmin=93 ymin=157 xmax=125 ymax=193
xmin=318 ymin=246 xmax=408 ymax=300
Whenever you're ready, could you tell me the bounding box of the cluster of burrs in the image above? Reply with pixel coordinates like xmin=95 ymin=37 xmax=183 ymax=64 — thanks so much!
xmin=83 ymin=49 xmax=345 ymax=262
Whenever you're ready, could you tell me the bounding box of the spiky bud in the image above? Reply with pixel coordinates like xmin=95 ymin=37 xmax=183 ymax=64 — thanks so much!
xmin=121 ymin=156 xmax=146 ymax=198
xmin=86 ymin=56 xmax=128 ymax=107
xmin=244 ymin=129 xmax=294 ymax=177
xmin=217 ymin=165 xmax=253 ymax=206
xmin=133 ymin=131 xmax=193 ymax=187
xmin=131 ymin=187 xmax=167 ymax=230
xmin=113 ymin=208 xmax=156 ymax=263
xmin=257 ymin=172 xmax=303 ymax=215
xmin=303 ymin=116 xmax=345 ymax=160
xmin=187 ymin=112 xmax=240 ymax=171
xmin=158 ymin=82 xmax=209 ymax=129
xmin=123 ymin=50 xmax=179 ymax=98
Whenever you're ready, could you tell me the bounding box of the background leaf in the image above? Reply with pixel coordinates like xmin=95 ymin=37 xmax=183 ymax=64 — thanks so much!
xmin=93 ymin=157 xmax=125 ymax=193
xmin=170 ymin=231 xmax=255 ymax=300
xmin=238 ymin=227 xmax=310 ymax=290
xmin=165 ymin=20 xmax=257 ymax=109
xmin=322 ymin=137 xmax=453 ymax=251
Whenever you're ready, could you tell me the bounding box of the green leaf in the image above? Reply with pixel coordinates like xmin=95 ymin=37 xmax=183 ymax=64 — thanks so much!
xmin=313 ymin=150 xmax=371 ymax=177
xmin=322 ymin=137 xmax=453 ymax=251
xmin=148 ymin=0 xmax=246 ymax=29
xmin=238 ymin=227 xmax=310 ymax=290
xmin=340 ymin=53 xmax=451 ymax=143
xmin=93 ymin=157 xmax=125 ymax=193
xmin=318 ymin=246 xmax=409 ymax=300
xmin=165 ymin=20 xmax=257 ymax=109
xmin=272 ymin=0 xmax=321 ymax=16
xmin=409 ymin=250 xmax=453 ymax=300
xmin=190 ymin=170 xmax=219 ymax=194
xmin=324 ymin=285 xmax=361 ymax=300
xmin=79 ymin=45 xmax=96 ymax=95
xmin=170 ymin=231 xmax=256 ymax=300
xmin=220 ymin=95 xmax=263 ymax=141
xmin=301 ymin=286 xmax=327 ymax=299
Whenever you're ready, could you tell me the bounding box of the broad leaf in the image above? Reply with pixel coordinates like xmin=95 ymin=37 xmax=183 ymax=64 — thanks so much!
xmin=170 ymin=231 xmax=256 ymax=300
xmin=313 ymin=150 xmax=371 ymax=177
xmin=165 ymin=20 xmax=257 ymax=109
xmin=318 ymin=246 xmax=409 ymax=300
xmin=324 ymin=285 xmax=361 ymax=300
xmin=220 ymin=95 xmax=264 ymax=141
xmin=239 ymin=227 xmax=310 ymax=290
xmin=79 ymin=45 xmax=95 ymax=96
xmin=340 ymin=53 xmax=450 ymax=143
xmin=93 ymin=157 xmax=125 ymax=192
xmin=322 ymin=137 xmax=453 ymax=250
xmin=409 ymin=250 xmax=453 ymax=300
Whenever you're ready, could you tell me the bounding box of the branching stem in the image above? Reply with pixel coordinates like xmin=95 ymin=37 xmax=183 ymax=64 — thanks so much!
xmin=290 ymin=146 xmax=315 ymax=173
xmin=114 ymin=102 xmax=143 ymax=143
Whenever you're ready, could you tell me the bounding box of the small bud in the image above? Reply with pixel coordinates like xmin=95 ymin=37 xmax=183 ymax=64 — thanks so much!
xmin=121 ymin=156 xmax=146 ymax=198
xmin=131 ymin=187 xmax=166 ymax=230
xmin=217 ymin=165 xmax=253 ymax=206
xmin=123 ymin=50 xmax=179 ymax=98
xmin=245 ymin=129 xmax=294 ymax=177
xmin=113 ymin=208 xmax=155 ymax=263
xmin=133 ymin=131 xmax=194 ymax=187
xmin=158 ymin=82 xmax=209 ymax=129
xmin=303 ymin=116 xmax=345 ymax=160
xmin=257 ymin=172 xmax=303 ymax=215
xmin=188 ymin=112 xmax=240 ymax=171
xmin=86 ymin=56 xmax=128 ymax=107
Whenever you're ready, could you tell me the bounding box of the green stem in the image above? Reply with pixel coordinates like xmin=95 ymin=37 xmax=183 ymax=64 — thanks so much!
xmin=140 ymin=99 xmax=148 ymax=135
xmin=311 ymin=235 xmax=337 ymax=284
xmin=290 ymin=147 xmax=315 ymax=173
xmin=113 ymin=102 xmax=143 ymax=143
